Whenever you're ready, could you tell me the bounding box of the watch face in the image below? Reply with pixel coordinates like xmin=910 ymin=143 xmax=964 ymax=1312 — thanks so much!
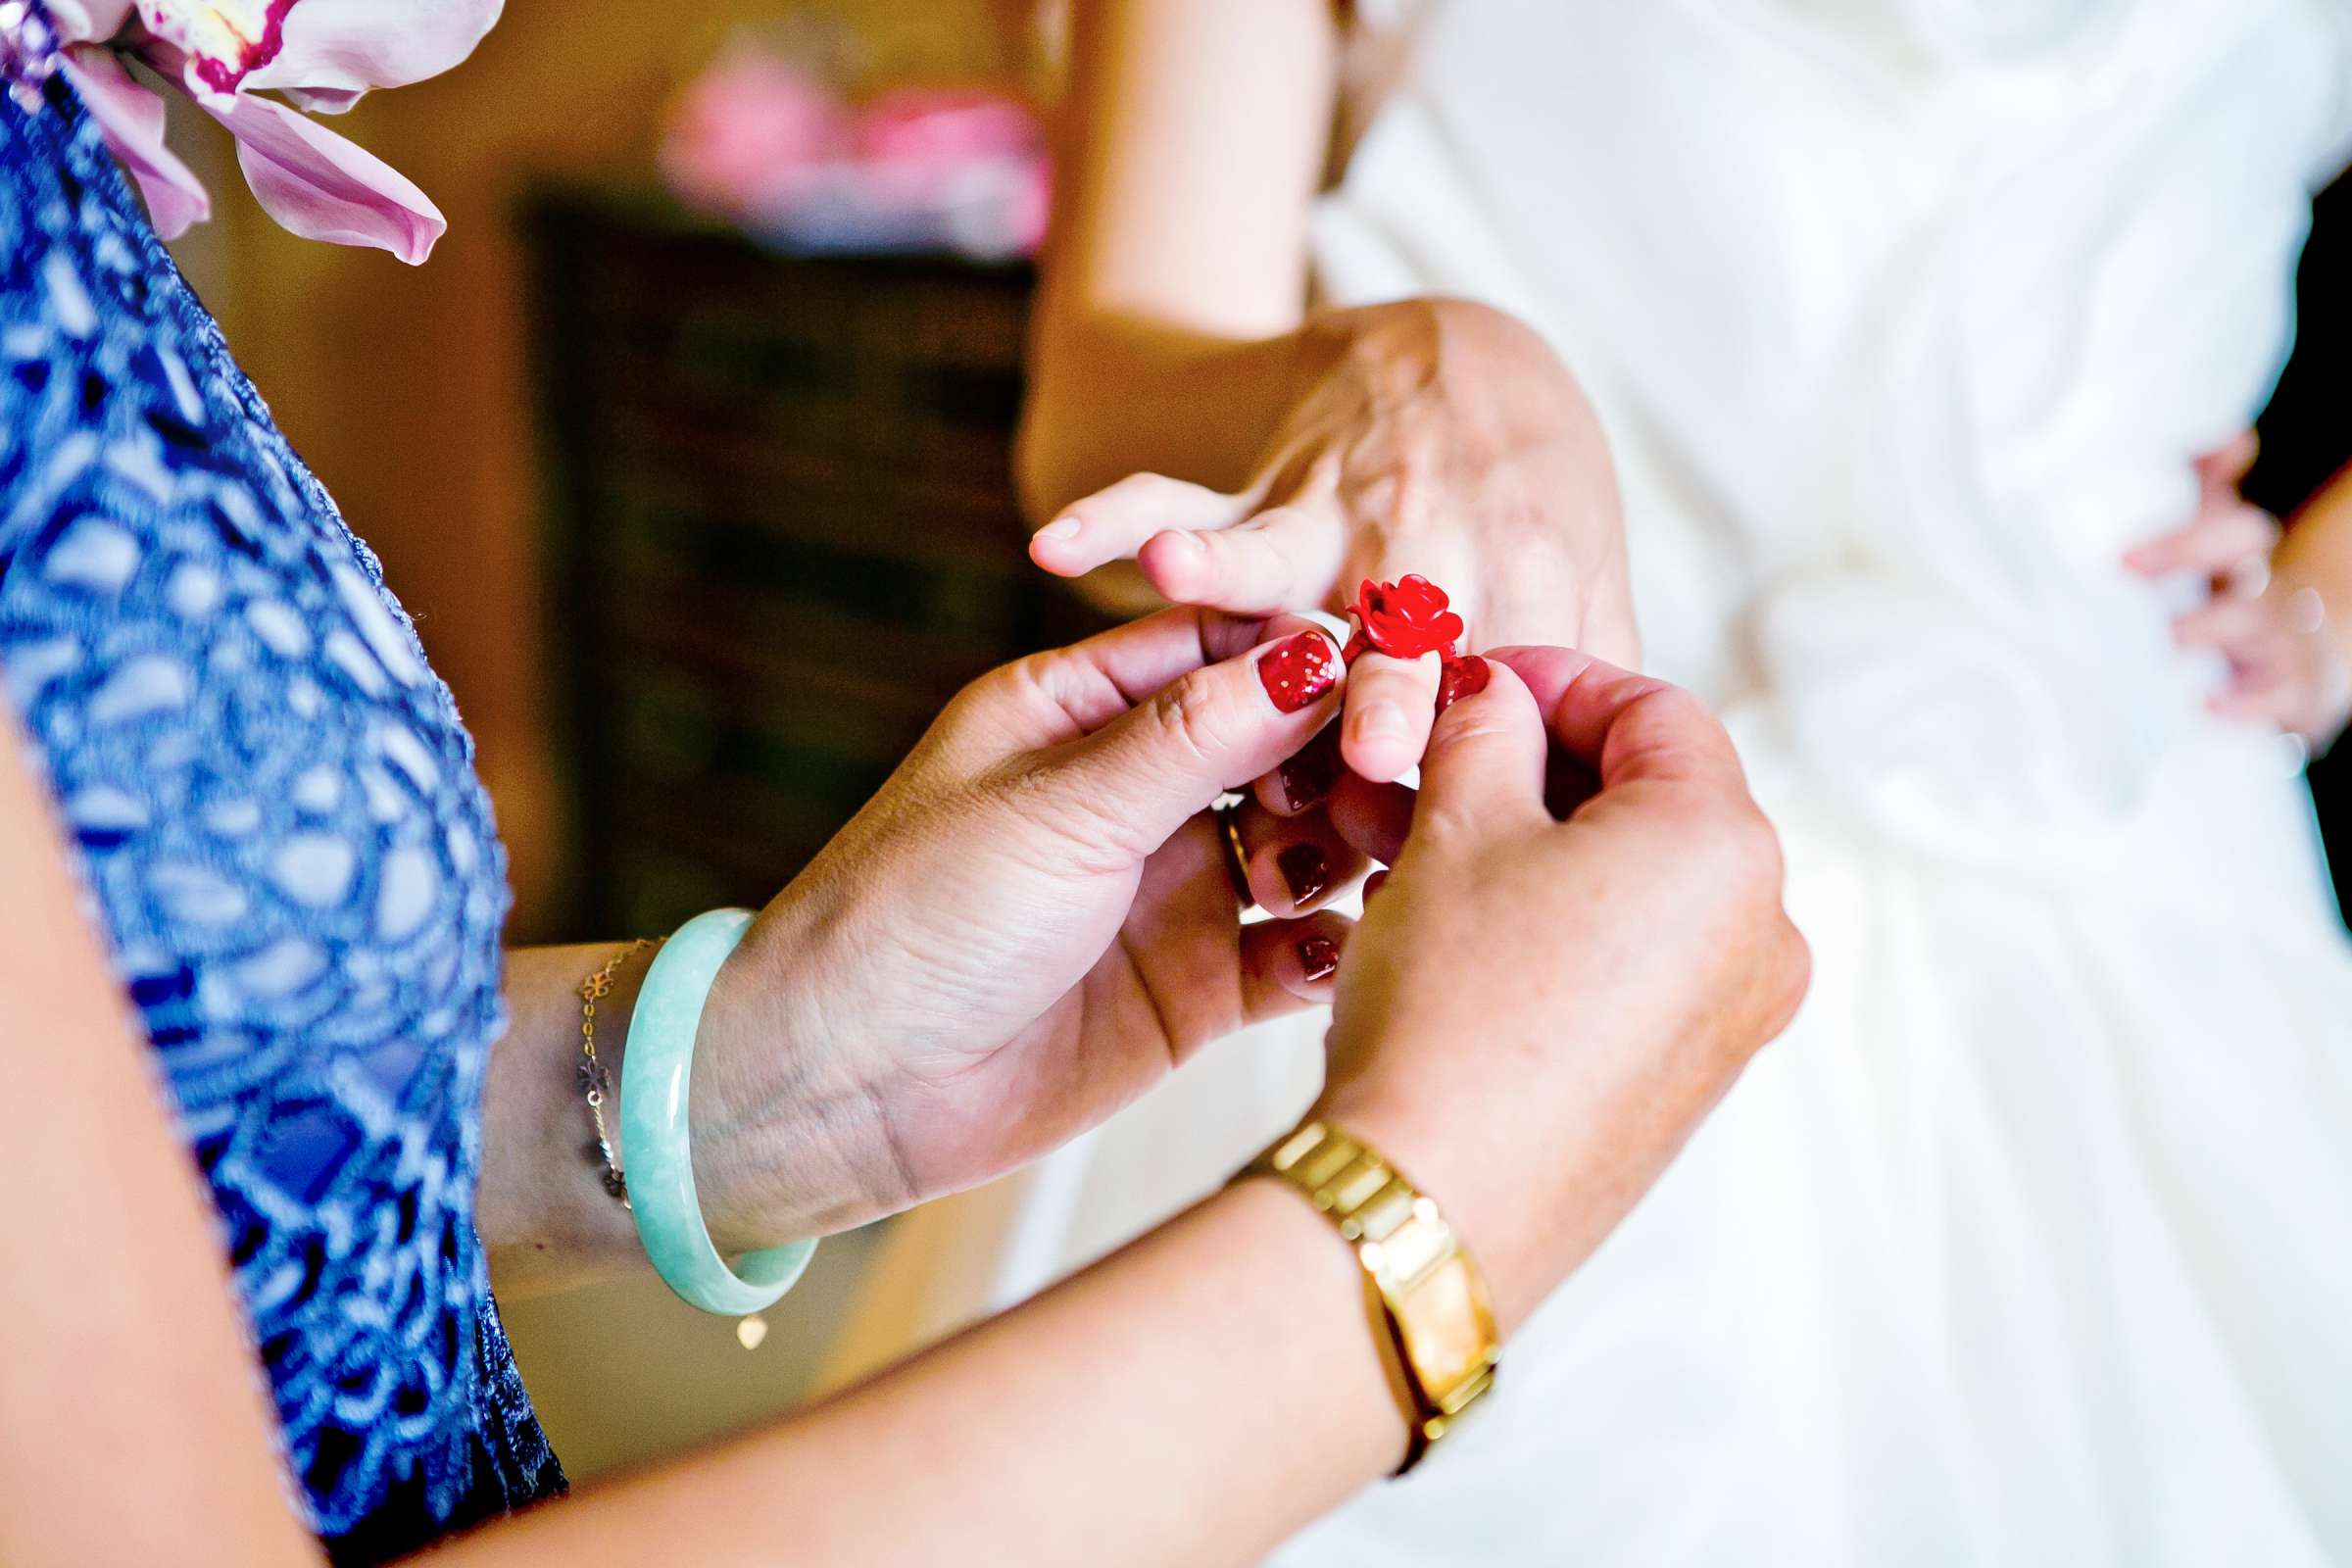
xmin=1388 ymin=1244 xmax=1499 ymax=1405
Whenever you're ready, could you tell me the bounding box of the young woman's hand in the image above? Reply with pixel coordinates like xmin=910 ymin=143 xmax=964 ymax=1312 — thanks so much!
xmin=678 ymin=608 xmax=1364 ymax=1245
xmin=2127 ymin=434 xmax=2352 ymax=750
xmin=1308 ymin=649 xmax=1811 ymax=1329
xmin=1029 ymin=299 xmax=1641 ymax=784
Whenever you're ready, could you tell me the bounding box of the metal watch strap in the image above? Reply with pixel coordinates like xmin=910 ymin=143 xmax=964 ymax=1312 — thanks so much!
xmin=1247 ymin=1120 xmax=1500 ymax=1474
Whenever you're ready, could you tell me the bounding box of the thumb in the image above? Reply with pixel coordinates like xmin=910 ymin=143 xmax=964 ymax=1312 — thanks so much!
xmin=1061 ymin=627 xmax=1347 ymax=849
xmin=1414 ymin=659 xmax=1548 ymax=834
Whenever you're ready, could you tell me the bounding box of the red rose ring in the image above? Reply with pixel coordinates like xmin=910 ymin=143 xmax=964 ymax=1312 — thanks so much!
xmin=1342 ymin=574 xmax=1487 ymax=711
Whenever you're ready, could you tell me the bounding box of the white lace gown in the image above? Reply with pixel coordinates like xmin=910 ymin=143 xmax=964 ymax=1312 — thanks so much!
xmin=832 ymin=1 xmax=2352 ymax=1560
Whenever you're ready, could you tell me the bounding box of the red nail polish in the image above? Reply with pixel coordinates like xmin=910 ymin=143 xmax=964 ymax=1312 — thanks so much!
xmin=1259 ymin=631 xmax=1339 ymax=713
xmin=1276 ymin=725 xmax=1342 ymax=810
xmin=1298 ymin=934 xmax=1341 ymax=983
xmin=1437 ymin=655 xmax=1492 ymax=712
xmin=1277 ymin=843 xmax=1329 ymax=906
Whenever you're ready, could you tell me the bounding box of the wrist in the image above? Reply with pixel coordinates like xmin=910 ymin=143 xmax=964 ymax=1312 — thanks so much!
xmin=1304 ymin=1088 xmax=1535 ymax=1340
xmin=665 ymin=901 xmax=905 ymax=1251
xmin=1239 ymin=1120 xmax=1502 ymax=1473
xmin=1202 ymin=1178 xmax=1414 ymax=1480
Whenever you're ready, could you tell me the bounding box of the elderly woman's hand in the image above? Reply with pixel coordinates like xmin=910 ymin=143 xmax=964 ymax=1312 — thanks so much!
xmin=1029 ymin=299 xmax=1641 ymax=784
xmin=1305 ymin=649 xmax=1811 ymax=1330
xmin=678 ymin=608 xmax=1361 ymax=1247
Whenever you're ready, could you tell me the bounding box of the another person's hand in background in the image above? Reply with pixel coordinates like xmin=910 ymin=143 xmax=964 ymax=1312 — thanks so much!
xmin=2129 ymin=432 xmax=2352 ymax=750
xmin=1305 ymin=648 xmax=1810 ymax=1327
xmin=1029 ymin=299 xmax=1640 ymax=784
xmin=683 ymin=608 xmax=1365 ymax=1247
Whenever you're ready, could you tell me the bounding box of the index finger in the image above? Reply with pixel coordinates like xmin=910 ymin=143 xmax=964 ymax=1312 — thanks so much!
xmin=1488 ymin=646 xmax=1745 ymax=790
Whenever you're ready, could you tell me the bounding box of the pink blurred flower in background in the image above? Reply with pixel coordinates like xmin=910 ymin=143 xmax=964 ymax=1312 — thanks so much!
xmin=662 ymin=44 xmax=1050 ymax=261
xmin=659 ymin=48 xmax=848 ymax=219
xmin=854 ymin=86 xmax=1049 ymax=256
xmin=51 ymin=0 xmax=504 ymax=263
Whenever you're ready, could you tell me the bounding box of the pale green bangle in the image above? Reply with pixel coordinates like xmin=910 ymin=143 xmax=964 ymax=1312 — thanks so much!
xmin=620 ymin=906 xmax=817 ymax=1314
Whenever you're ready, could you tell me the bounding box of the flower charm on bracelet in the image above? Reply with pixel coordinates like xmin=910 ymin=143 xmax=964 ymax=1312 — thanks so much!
xmin=1342 ymin=574 xmax=1489 ymax=711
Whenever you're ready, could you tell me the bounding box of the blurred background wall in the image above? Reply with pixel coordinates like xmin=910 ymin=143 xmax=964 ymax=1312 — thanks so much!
xmin=172 ymin=0 xmax=1030 ymax=941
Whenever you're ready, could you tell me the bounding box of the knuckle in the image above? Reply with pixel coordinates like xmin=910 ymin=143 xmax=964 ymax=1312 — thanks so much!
xmin=996 ymin=651 xmax=1071 ymax=717
xmin=1416 ymin=791 xmax=1490 ymax=843
xmin=1696 ymin=800 xmax=1788 ymax=901
xmin=976 ymin=649 xmax=1111 ymax=740
xmin=1146 ymin=670 xmax=1236 ymax=768
xmin=1436 ymin=706 xmax=1518 ymax=749
xmin=946 ymin=663 xmax=1020 ymax=729
xmin=1209 ymin=521 xmax=1279 ymax=579
xmin=1103 ymin=471 xmax=1172 ymax=504
xmin=1775 ymin=917 xmax=1813 ymax=1004
xmin=1645 ymin=679 xmax=1724 ymax=736
xmin=1077 ymin=472 xmax=1189 ymax=530
xmin=1749 ymin=918 xmax=1814 ymax=1052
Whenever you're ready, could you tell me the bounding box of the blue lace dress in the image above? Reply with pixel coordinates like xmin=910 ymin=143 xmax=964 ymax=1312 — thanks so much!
xmin=0 ymin=40 xmax=564 ymax=1568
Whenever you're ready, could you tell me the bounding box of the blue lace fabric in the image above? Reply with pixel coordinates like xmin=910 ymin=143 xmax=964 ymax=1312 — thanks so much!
xmin=0 ymin=49 xmax=564 ymax=1567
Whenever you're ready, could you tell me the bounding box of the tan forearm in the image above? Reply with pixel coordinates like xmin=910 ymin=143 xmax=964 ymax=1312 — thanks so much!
xmin=1015 ymin=0 xmax=1340 ymax=525
xmin=439 ymin=1179 xmax=1403 ymax=1567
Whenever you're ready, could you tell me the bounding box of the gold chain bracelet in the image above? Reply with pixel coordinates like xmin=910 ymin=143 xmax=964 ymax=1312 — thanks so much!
xmin=577 ymin=938 xmax=655 ymax=1207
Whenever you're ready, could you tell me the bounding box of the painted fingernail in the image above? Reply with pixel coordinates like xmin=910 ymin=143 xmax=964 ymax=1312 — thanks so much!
xmin=1436 ymin=655 xmax=1492 ymax=713
xmin=1298 ymin=934 xmax=1341 ymax=983
xmin=1355 ymin=701 xmax=1409 ymax=741
xmin=1259 ymin=631 xmax=1340 ymax=713
xmin=1036 ymin=515 xmax=1082 ymax=542
xmin=1276 ymin=726 xmax=1342 ymax=810
xmin=1277 ymin=843 xmax=1329 ymax=906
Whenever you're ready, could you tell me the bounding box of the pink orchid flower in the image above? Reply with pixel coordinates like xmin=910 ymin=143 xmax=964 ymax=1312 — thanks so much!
xmin=51 ymin=0 xmax=503 ymax=264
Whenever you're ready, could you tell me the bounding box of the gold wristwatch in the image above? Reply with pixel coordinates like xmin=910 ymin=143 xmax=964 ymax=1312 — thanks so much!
xmin=1245 ymin=1121 xmax=1500 ymax=1474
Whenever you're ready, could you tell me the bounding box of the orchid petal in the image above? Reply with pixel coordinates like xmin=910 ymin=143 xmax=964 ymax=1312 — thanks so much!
xmin=58 ymin=45 xmax=212 ymax=238
xmin=238 ymin=0 xmax=503 ymax=104
xmin=132 ymin=0 xmax=285 ymax=102
xmin=275 ymin=83 xmax=364 ymax=114
xmin=182 ymin=73 xmax=443 ymax=262
xmin=44 ymin=0 xmax=138 ymax=45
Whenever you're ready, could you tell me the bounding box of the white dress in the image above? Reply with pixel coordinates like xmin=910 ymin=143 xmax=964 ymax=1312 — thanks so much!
xmin=832 ymin=2 xmax=2352 ymax=1561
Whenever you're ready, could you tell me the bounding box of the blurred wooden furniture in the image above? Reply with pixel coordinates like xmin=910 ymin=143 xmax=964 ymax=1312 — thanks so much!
xmin=523 ymin=189 xmax=1104 ymax=934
